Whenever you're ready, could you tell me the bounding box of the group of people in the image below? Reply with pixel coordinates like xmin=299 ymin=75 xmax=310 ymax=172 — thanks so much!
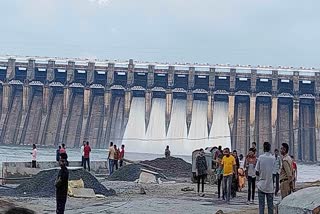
xmin=55 ymin=143 xmax=69 ymax=165
xmin=108 ymin=142 xmax=125 ymax=175
xmin=80 ymin=141 xmax=92 ymax=171
xmin=195 ymin=141 xmax=298 ymax=214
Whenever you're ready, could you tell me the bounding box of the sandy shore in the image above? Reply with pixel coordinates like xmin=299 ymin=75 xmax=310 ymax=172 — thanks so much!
xmin=0 ymin=178 xmax=287 ymax=214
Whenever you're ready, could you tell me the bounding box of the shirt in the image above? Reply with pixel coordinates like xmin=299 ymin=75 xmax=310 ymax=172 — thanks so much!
xmin=81 ymin=145 xmax=84 ymax=156
xmin=55 ymin=166 xmax=69 ymax=198
xmin=255 ymin=152 xmax=275 ymax=193
xmin=280 ymin=155 xmax=293 ymax=181
xmin=222 ymin=155 xmax=236 ymax=176
xmin=60 ymin=148 xmax=66 ymax=154
xmin=273 ymin=155 xmax=282 ymax=174
xmin=32 ymin=149 xmax=37 ymax=161
xmin=84 ymin=145 xmax=91 ymax=158
xmin=108 ymin=146 xmax=115 ymax=160
xmin=119 ymin=149 xmax=125 ymax=160
xmin=196 ymin=155 xmax=208 ymax=176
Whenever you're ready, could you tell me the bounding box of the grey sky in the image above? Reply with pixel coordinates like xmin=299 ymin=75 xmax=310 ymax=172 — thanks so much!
xmin=0 ymin=0 xmax=320 ymax=67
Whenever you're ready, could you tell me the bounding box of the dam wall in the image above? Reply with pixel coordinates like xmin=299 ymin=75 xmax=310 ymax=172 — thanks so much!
xmin=0 ymin=57 xmax=319 ymax=161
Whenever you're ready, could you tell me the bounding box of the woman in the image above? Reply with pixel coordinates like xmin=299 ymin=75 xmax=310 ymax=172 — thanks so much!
xmin=215 ymin=153 xmax=224 ymax=199
xmin=196 ymin=148 xmax=208 ymax=197
xmin=238 ymin=154 xmax=246 ymax=191
xmin=231 ymin=150 xmax=240 ymax=198
xmin=244 ymin=148 xmax=257 ymax=204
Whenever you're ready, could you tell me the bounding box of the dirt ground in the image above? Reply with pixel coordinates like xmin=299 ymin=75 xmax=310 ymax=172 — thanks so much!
xmin=0 ymin=178 xmax=286 ymax=214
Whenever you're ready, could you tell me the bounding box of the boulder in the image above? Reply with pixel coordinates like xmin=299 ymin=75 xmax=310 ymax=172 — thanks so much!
xmin=278 ymin=187 xmax=320 ymax=214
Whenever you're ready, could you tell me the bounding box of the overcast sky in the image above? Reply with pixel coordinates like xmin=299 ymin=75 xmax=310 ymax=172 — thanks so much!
xmin=0 ymin=0 xmax=319 ymax=67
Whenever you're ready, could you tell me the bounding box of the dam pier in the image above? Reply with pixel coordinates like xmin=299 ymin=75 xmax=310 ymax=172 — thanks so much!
xmin=0 ymin=57 xmax=319 ymax=161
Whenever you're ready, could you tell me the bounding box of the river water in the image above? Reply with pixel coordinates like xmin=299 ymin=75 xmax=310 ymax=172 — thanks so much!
xmin=0 ymin=145 xmax=319 ymax=183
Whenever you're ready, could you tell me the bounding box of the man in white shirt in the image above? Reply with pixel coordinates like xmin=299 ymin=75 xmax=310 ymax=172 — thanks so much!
xmin=80 ymin=141 xmax=85 ymax=167
xmin=255 ymin=142 xmax=275 ymax=214
xmin=31 ymin=144 xmax=37 ymax=168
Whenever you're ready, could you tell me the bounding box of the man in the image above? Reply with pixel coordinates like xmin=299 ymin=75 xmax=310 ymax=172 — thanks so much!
xmin=280 ymin=143 xmax=293 ymax=199
xmin=114 ymin=144 xmax=119 ymax=170
xmin=252 ymin=142 xmax=257 ymax=154
xmin=83 ymin=141 xmax=91 ymax=171
xmin=221 ymin=148 xmax=237 ymax=204
xmin=56 ymin=146 xmax=61 ymax=163
xmin=291 ymin=155 xmax=297 ymax=192
xmin=165 ymin=145 xmax=171 ymax=158
xmin=119 ymin=144 xmax=125 ymax=167
xmin=273 ymin=149 xmax=282 ymax=196
xmin=60 ymin=144 xmax=68 ymax=166
xmin=255 ymin=142 xmax=275 ymax=214
xmin=55 ymin=153 xmax=69 ymax=214
xmin=108 ymin=142 xmax=115 ymax=175
xmin=31 ymin=144 xmax=37 ymax=168
xmin=231 ymin=150 xmax=240 ymax=197
xmin=80 ymin=141 xmax=86 ymax=167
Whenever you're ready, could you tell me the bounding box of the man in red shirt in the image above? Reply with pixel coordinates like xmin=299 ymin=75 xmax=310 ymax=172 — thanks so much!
xmin=83 ymin=141 xmax=91 ymax=171
xmin=119 ymin=145 xmax=125 ymax=167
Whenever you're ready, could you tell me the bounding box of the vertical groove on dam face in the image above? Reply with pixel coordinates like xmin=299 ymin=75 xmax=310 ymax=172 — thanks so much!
xmin=277 ymin=100 xmax=293 ymax=152
xmin=87 ymin=95 xmax=104 ymax=148
xmin=256 ymin=98 xmax=272 ymax=154
xmin=64 ymin=93 xmax=83 ymax=148
xmin=300 ymin=102 xmax=315 ymax=161
xmin=43 ymin=93 xmax=63 ymax=146
xmin=235 ymin=99 xmax=249 ymax=156
xmin=2 ymin=89 xmax=22 ymax=145
xmin=107 ymin=96 xmax=125 ymax=145
xmin=23 ymin=91 xmax=43 ymax=145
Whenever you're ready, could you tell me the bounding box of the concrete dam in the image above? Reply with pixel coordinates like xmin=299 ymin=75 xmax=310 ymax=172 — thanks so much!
xmin=0 ymin=57 xmax=319 ymax=161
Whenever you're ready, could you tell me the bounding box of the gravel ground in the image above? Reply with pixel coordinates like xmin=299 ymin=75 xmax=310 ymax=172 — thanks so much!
xmin=0 ymin=168 xmax=115 ymax=197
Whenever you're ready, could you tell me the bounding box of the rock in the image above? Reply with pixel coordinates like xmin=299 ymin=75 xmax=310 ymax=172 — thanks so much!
xmin=71 ymin=188 xmax=96 ymax=198
xmin=278 ymin=187 xmax=320 ymax=214
xmin=215 ymin=210 xmax=224 ymax=214
xmin=138 ymin=169 xmax=159 ymax=184
xmin=181 ymin=187 xmax=194 ymax=192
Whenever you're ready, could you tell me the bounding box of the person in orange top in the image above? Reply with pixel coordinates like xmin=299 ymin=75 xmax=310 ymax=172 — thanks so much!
xmin=221 ymin=148 xmax=237 ymax=204
xmin=291 ymin=155 xmax=297 ymax=192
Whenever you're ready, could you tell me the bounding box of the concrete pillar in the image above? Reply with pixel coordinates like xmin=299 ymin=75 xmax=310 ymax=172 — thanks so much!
xmin=271 ymin=97 xmax=278 ymax=149
xmin=27 ymin=59 xmax=35 ymax=81
xmin=230 ymin=69 xmax=236 ymax=92
xmin=168 ymin=66 xmax=175 ymax=88
xmin=42 ymin=85 xmax=51 ymax=114
xmin=2 ymin=83 xmax=11 ymax=114
xmin=250 ymin=95 xmax=256 ymax=144
xmin=147 ymin=65 xmax=155 ymax=88
xmin=46 ymin=60 xmax=55 ymax=82
xmin=107 ymin=63 xmax=115 ymax=87
xmin=165 ymin=90 xmax=173 ymax=135
xmin=186 ymin=91 xmax=193 ymax=135
xmin=145 ymin=89 xmax=152 ymax=132
xmin=228 ymin=94 xmax=235 ymax=149
xmin=124 ymin=89 xmax=132 ymax=119
xmin=104 ymin=89 xmax=112 ymax=114
xmin=127 ymin=60 xmax=134 ymax=88
xmin=22 ymin=83 xmax=30 ymax=113
xmin=293 ymin=98 xmax=300 ymax=159
xmin=207 ymin=92 xmax=214 ymax=137
xmin=6 ymin=58 xmax=16 ymax=80
xmin=315 ymin=97 xmax=320 ymax=161
xmin=188 ymin=67 xmax=195 ymax=90
xmin=63 ymin=86 xmax=71 ymax=114
xmin=87 ymin=62 xmax=95 ymax=85
xmin=209 ymin=68 xmax=215 ymax=91
xmin=272 ymin=70 xmax=278 ymax=96
xmin=83 ymin=87 xmax=91 ymax=117
xmin=66 ymin=61 xmax=75 ymax=83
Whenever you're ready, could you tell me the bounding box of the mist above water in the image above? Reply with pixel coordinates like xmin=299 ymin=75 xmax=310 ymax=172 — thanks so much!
xmin=123 ymin=97 xmax=231 ymax=155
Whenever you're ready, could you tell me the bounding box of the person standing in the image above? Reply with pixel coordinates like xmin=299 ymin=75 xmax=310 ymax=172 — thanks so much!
xmin=165 ymin=145 xmax=171 ymax=158
xmin=238 ymin=154 xmax=245 ymax=192
xmin=280 ymin=143 xmax=293 ymax=199
xmin=108 ymin=142 xmax=115 ymax=175
xmin=252 ymin=142 xmax=257 ymax=154
xmin=60 ymin=144 xmax=68 ymax=166
xmin=221 ymin=148 xmax=237 ymax=204
xmin=31 ymin=144 xmax=37 ymax=168
xmin=119 ymin=144 xmax=125 ymax=167
xmin=255 ymin=142 xmax=275 ymax=214
xmin=273 ymin=149 xmax=282 ymax=196
xmin=55 ymin=153 xmax=69 ymax=214
xmin=83 ymin=141 xmax=91 ymax=171
xmin=231 ymin=150 xmax=240 ymax=197
xmin=216 ymin=153 xmax=224 ymax=199
xmin=245 ymin=148 xmax=257 ymax=204
xmin=113 ymin=145 xmax=120 ymax=170
xmin=195 ymin=148 xmax=207 ymax=197
xmin=56 ymin=146 xmax=61 ymax=163
xmin=80 ymin=141 xmax=86 ymax=167
xmin=291 ymin=155 xmax=297 ymax=192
